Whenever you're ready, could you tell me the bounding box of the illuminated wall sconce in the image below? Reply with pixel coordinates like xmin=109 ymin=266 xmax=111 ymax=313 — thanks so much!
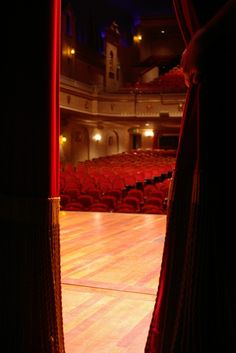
xmin=133 ymin=34 xmax=142 ymax=43
xmin=63 ymin=46 xmax=76 ymax=58
xmin=60 ymin=135 xmax=67 ymax=145
xmin=144 ymin=129 xmax=154 ymax=137
xmin=93 ymin=133 xmax=102 ymax=142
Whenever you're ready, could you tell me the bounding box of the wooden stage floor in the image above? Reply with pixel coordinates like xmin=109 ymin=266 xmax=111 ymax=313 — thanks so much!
xmin=60 ymin=211 xmax=166 ymax=353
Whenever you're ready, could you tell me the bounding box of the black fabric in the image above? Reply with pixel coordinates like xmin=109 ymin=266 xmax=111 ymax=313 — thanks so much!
xmin=145 ymin=1 xmax=236 ymax=352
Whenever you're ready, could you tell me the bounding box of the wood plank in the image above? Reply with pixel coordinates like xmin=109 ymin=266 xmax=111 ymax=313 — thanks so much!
xmin=60 ymin=211 xmax=166 ymax=353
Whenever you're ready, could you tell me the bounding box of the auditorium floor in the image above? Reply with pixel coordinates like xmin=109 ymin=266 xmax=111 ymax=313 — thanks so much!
xmin=60 ymin=211 xmax=166 ymax=353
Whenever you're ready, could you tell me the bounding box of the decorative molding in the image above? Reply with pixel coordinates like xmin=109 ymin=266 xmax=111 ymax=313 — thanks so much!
xmin=60 ymin=79 xmax=186 ymax=119
xmin=84 ymin=100 xmax=89 ymax=110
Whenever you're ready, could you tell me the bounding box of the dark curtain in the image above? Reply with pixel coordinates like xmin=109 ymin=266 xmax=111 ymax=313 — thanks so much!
xmin=145 ymin=1 xmax=236 ymax=352
xmin=1 ymin=1 xmax=65 ymax=352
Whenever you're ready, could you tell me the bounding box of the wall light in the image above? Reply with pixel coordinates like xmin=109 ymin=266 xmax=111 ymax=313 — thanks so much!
xmin=93 ymin=133 xmax=102 ymax=142
xmin=60 ymin=135 xmax=67 ymax=145
xmin=133 ymin=34 xmax=142 ymax=43
xmin=63 ymin=46 xmax=76 ymax=58
xmin=144 ymin=129 xmax=154 ymax=137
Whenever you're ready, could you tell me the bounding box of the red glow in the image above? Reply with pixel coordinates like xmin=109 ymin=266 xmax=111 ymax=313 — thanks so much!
xmin=50 ymin=0 xmax=61 ymax=196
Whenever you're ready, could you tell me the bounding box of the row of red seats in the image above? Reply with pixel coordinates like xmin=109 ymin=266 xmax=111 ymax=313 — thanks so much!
xmin=117 ymin=66 xmax=186 ymax=94
xmin=61 ymin=178 xmax=171 ymax=214
xmin=60 ymin=150 xmax=175 ymax=214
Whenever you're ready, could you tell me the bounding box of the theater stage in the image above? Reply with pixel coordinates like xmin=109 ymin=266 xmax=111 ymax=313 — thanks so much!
xmin=60 ymin=211 xmax=166 ymax=353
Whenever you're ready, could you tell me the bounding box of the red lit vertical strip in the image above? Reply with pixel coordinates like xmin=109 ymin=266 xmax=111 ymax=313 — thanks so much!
xmin=50 ymin=0 xmax=61 ymax=196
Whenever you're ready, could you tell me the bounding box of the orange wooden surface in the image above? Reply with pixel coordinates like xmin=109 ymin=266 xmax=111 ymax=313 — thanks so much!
xmin=60 ymin=211 xmax=166 ymax=353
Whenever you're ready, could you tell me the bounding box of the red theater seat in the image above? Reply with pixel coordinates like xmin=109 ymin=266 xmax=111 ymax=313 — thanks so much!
xmin=77 ymin=195 xmax=94 ymax=210
xmin=89 ymin=203 xmax=109 ymax=212
xmin=115 ymin=204 xmax=136 ymax=213
xmin=64 ymin=202 xmax=83 ymax=211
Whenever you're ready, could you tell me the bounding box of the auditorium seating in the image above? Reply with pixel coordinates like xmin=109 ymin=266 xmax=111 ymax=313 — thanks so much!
xmin=60 ymin=149 xmax=175 ymax=214
xmin=117 ymin=66 xmax=187 ymax=94
xmin=127 ymin=189 xmax=144 ymax=203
